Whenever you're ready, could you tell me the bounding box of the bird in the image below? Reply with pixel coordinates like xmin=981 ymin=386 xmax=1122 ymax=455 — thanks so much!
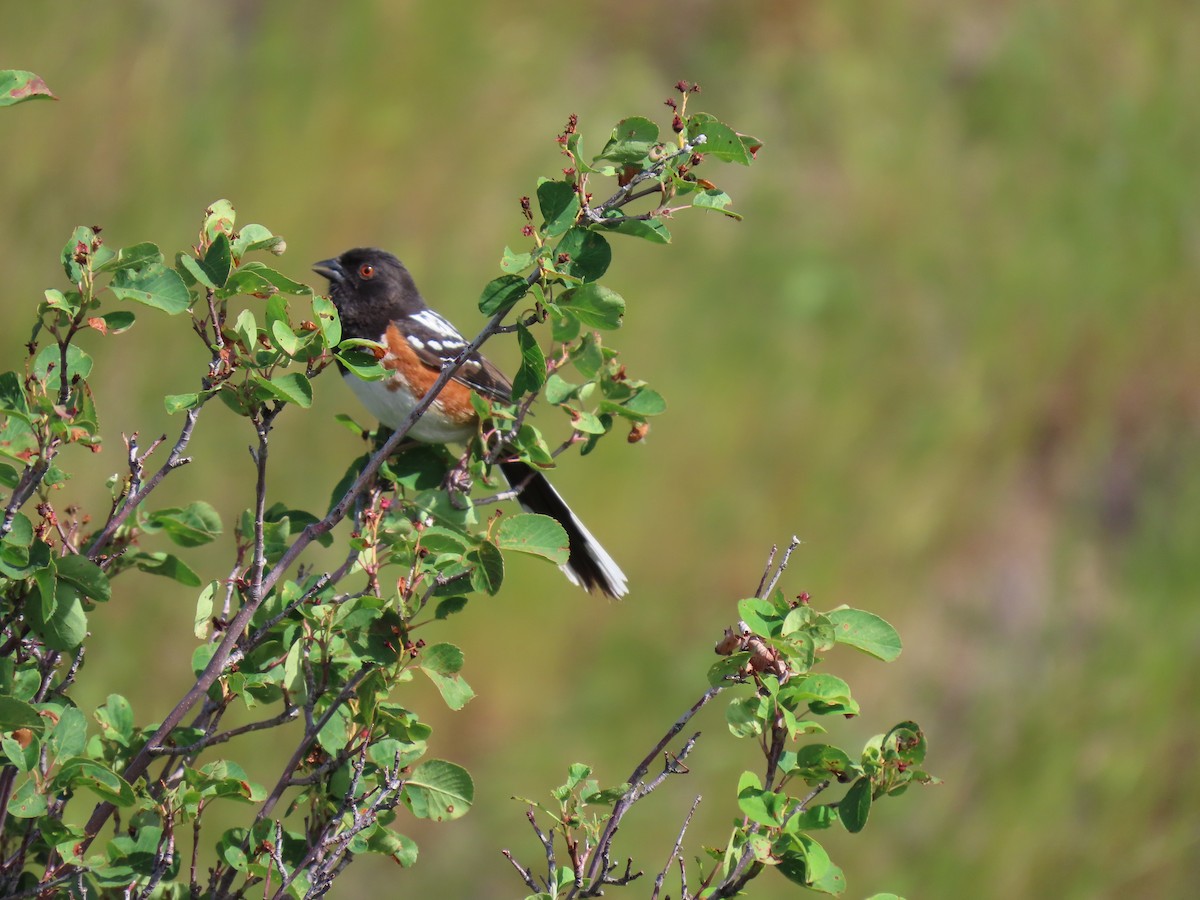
xmin=313 ymin=247 xmax=628 ymax=598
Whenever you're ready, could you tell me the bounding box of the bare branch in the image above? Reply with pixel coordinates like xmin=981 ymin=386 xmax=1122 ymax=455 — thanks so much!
xmin=580 ymin=687 xmax=720 ymax=891
xmin=502 ymin=849 xmax=541 ymax=894
xmin=651 ymin=795 xmax=702 ymax=900
xmin=85 ymin=405 xmax=205 ymax=560
xmin=761 ymin=535 xmax=801 ymax=598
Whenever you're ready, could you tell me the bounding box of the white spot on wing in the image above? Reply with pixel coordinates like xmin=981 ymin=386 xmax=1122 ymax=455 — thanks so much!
xmin=427 ymin=339 xmax=442 ymax=352
xmin=407 ymin=335 xmax=424 ymax=351
xmin=412 ymin=309 xmax=464 ymax=341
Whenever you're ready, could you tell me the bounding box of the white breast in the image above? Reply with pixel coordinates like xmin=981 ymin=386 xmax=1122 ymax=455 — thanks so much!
xmin=344 ymin=373 xmax=475 ymax=444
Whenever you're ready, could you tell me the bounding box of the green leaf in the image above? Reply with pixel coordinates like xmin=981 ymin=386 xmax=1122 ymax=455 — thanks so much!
xmin=337 ymin=346 xmax=386 ymax=380
xmin=593 ymin=216 xmax=671 ymax=244
xmin=708 ymin=652 xmax=751 ymax=687
xmin=736 ymin=770 xmax=787 ymax=826
xmin=312 ymin=294 xmax=341 ymax=348
xmin=553 ymin=229 xmax=611 ymax=282
xmin=255 ymin=372 xmax=313 ymax=408
xmin=239 ymin=261 xmax=311 ymax=295
xmin=7 ymin=778 xmax=47 ymax=818
xmin=366 ymin=827 xmax=419 ymax=867
xmin=570 ymin=332 xmax=604 ymax=378
xmin=61 ymin=226 xmax=97 ymax=281
xmin=737 ymin=597 xmax=779 ymax=637
xmin=203 ymin=200 xmax=236 ymax=242
xmin=47 ymin=705 xmax=88 ymax=761
xmin=536 ymin=180 xmax=580 ymax=237
xmin=500 ymin=246 xmax=534 ymax=274
xmin=544 ymin=374 xmax=578 ymax=405
xmin=27 ymin=582 xmax=87 ymax=650
xmin=55 ymin=555 xmax=111 ymax=602
xmin=496 ymin=514 xmax=569 ymax=565
xmin=786 ymin=673 xmax=859 ymax=717
xmin=316 ymin=702 xmax=353 ymax=754
xmin=52 ymin=758 xmax=136 ymax=806
xmin=789 ymin=744 xmax=861 ymax=784
xmin=827 ymin=608 xmax=902 ymax=662
xmin=164 ymin=392 xmax=205 ymax=414
xmin=598 ymin=116 xmax=660 ymax=164
xmin=264 ymin=294 xmax=299 ymax=355
xmin=726 ymin=695 xmax=764 ymax=738
xmin=95 ymin=242 xmax=162 ymax=275
xmin=97 ymin=310 xmax=136 ymax=334
xmin=620 ymin=388 xmax=666 ymax=417
xmin=693 ymin=188 xmax=742 ymax=219
xmin=687 ymin=113 xmax=754 ymax=165
xmin=202 ymin=232 xmax=233 ymax=287
xmin=839 ymin=776 xmax=872 ymax=833
xmin=420 ymin=643 xmax=475 ymax=711
xmin=110 ymin=258 xmax=192 ymax=314
xmin=0 ymin=70 xmax=57 ymax=107
xmin=550 ymin=309 xmax=580 ymax=343
xmin=777 ymin=833 xmax=845 ymax=894
xmin=33 ymin=343 xmax=93 ymax=382
xmin=467 ymin=541 xmax=504 ymax=595
xmin=232 ymin=223 xmax=285 ymax=258
xmin=401 ymin=759 xmax=474 ymax=821
xmin=882 ymin=721 xmax=927 ymax=766
xmin=0 ymin=697 xmax=42 ymax=733
xmin=132 ymin=551 xmax=202 ymax=586
xmin=511 ymin=323 xmax=546 ymax=398
xmin=556 ymin=284 xmax=625 ymax=330
xmin=193 ymin=581 xmax=217 ymax=639
xmin=478 ymin=274 xmax=529 ymax=316
xmin=0 ymin=371 xmax=30 ymax=415
xmin=434 ymin=597 xmax=468 ymax=619
xmin=144 ymin=502 xmax=222 ymax=547
xmin=788 ymin=802 xmax=840 ymax=832
xmin=96 ymin=694 xmax=134 ymax=745
xmin=569 ymin=410 xmax=606 ymax=434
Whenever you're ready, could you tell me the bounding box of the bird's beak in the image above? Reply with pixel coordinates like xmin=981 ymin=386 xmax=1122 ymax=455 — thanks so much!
xmin=312 ymin=258 xmax=346 ymax=284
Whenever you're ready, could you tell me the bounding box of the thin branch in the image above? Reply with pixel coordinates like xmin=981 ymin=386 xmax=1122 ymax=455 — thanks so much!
xmin=213 ymin=665 xmax=373 ymax=896
xmin=502 ymin=849 xmax=540 ymax=894
xmin=754 ymin=543 xmax=778 ymax=598
xmin=580 ymin=687 xmax=721 ymax=891
xmin=1 ymin=459 xmax=50 ymax=536
xmin=651 ymin=795 xmax=702 ymax=900
xmin=85 ymin=406 xmax=205 ymax=560
xmin=639 ymin=731 xmax=700 ymax=798
xmin=527 ymin=807 xmax=556 ymax=892
xmin=761 ymin=535 xmax=801 ymax=599
xmin=147 ymin=704 xmax=299 ymax=756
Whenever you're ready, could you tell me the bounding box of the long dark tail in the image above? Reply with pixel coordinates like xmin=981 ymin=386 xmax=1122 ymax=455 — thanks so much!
xmin=498 ymin=461 xmax=628 ymax=598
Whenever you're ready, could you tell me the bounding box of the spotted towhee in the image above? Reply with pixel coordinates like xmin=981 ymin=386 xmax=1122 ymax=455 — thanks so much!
xmin=313 ymin=248 xmax=628 ymax=598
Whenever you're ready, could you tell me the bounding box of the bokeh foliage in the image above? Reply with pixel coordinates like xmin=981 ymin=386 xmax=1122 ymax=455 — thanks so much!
xmin=3 ymin=2 xmax=1198 ymax=897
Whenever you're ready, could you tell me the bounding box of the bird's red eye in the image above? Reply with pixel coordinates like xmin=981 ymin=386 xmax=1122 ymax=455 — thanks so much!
xmin=359 ymin=264 xmax=375 ymax=279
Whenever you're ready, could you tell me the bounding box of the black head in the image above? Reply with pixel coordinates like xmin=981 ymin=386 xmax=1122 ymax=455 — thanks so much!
xmin=312 ymin=248 xmax=426 ymax=339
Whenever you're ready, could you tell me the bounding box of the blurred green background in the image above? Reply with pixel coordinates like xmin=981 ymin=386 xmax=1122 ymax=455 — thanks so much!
xmin=4 ymin=1 xmax=1199 ymax=897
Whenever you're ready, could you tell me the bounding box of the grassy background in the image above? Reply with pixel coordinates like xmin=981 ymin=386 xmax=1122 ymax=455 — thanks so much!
xmin=4 ymin=2 xmax=1199 ymax=897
